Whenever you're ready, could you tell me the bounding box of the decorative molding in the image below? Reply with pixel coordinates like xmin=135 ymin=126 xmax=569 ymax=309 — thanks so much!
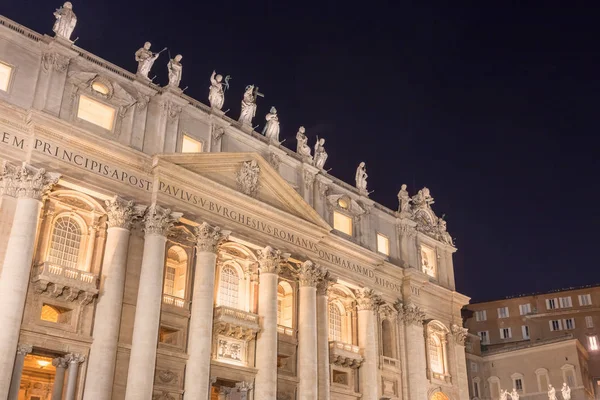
xmin=162 ymin=101 xmax=182 ymax=120
xmin=142 ymin=204 xmax=181 ymax=236
xmin=0 ymin=162 xmax=60 ymax=200
xmin=157 ymin=369 xmax=177 ymax=384
xmin=195 ymin=222 xmax=230 ymax=253
xmin=236 ymin=160 xmax=260 ymax=197
xmin=66 ymin=353 xmax=86 ymax=364
xmin=257 ymin=246 xmax=289 ymax=275
xmin=153 ymin=392 xmax=176 ymax=400
xmin=212 ymin=125 xmax=226 ymax=141
xmin=52 ymin=357 xmax=69 ymax=369
xmin=297 ymin=260 xmax=328 ymax=288
xmin=395 ymin=300 xmax=426 ymax=326
xmin=268 ymin=153 xmax=281 ymax=170
xmin=42 ymin=52 xmax=70 ymax=73
xmin=16 ymin=344 xmax=33 ymax=355
xmin=303 ymin=170 xmax=315 ymax=191
xmin=317 ymin=181 xmax=330 ymax=197
xmin=355 ymin=288 xmax=383 ymax=311
xmin=105 ymin=195 xmax=141 ymax=229
xmin=451 ymin=323 xmax=468 ymax=345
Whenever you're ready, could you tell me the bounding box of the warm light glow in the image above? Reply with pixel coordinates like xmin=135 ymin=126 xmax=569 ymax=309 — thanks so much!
xmin=420 ymin=245 xmax=437 ymax=278
xmin=333 ymin=211 xmax=352 ymax=235
xmin=589 ymin=335 xmax=599 ymax=351
xmin=0 ymin=61 xmax=12 ymax=92
xmin=37 ymin=359 xmax=51 ymax=368
xmin=77 ymin=94 xmax=116 ymax=130
xmin=337 ymin=198 xmax=349 ymax=209
xmin=91 ymin=81 xmax=110 ymax=95
xmin=40 ymin=304 xmax=59 ymax=322
xmin=182 ymin=135 xmax=203 ymax=153
xmin=377 ymin=233 xmax=389 ymax=255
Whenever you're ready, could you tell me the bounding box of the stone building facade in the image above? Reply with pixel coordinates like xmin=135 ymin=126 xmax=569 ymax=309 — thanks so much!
xmin=0 ymin=7 xmax=469 ymax=400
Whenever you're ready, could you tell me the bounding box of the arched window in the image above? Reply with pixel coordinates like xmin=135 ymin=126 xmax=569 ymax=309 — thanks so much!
xmin=48 ymin=216 xmax=82 ymax=269
xmin=277 ymin=281 xmax=293 ymax=328
xmin=535 ymin=368 xmax=549 ymax=392
xmin=428 ymin=335 xmax=444 ymax=373
xmin=427 ymin=321 xmax=449 ymax=379
xmin=218 ymin=265 xmax=240 ymax=308
xmin=382 ymin=319 xmax=395 ymax=357
xmin=163 ymin=246 xmax=187 ymax=298
xmin=329 ymin=303 xmax=342 ymax=341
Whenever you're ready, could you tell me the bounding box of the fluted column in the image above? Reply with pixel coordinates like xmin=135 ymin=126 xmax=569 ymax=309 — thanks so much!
xmin=52 ymin=356 xmax=68 ymax=400
xmin=317 ymin=279 xmax=331 ymax=400
xmin=397 ymin=302 xmax=427 ymax=400
xmin=297 ymin=261 xmax=328 ymax=400
xmin=0 ymin=163 xmax=59 ymax=399
xmin=254 ymin=246 xmax=289 ymax=400
xmin=124 ymin=204 xmax=181 ymax=400
xmin=184 ymin=222 xmax=230 ymax=400
xmin=356 ymin=289 xmax=381 ymax=400
xmin=65 ymin=353 xmax=86 ymax=400
xmin=84 ymin=196 xmax=141 ymax=400
xmin=8 ymin=344 xmax=32 ymax=400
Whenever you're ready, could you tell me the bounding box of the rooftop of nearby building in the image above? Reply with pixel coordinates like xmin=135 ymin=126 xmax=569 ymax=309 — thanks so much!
xmin=467 ymin=283 xmax=600 ymax=306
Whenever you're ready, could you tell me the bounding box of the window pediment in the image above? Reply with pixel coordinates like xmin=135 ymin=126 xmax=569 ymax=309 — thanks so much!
xmin=326 ymin=194 xmax=365 ymax=217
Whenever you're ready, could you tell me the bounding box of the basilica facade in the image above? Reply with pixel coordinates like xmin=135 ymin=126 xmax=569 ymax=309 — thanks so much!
xmin=0 ymin=6 xmax=469 ymax=400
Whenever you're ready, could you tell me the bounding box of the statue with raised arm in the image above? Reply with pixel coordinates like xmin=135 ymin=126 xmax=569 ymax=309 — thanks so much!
xmin=355 ymin=162 xmax=368 ymax=194
xmin=239 ymin=85 xmax=258 ymax=126
xmin=262 ymin=107 xmax=280 ymax=143
xmin=296 ymin=126 xmax=312 ymax=160
xmin=53 ymin=2 xmax=77 ymax=40
xmin=314 ymin=138 xmax=328 ymax=170
xmin=510 ymin=388 xmax=520 ymax=400
xmin=209 ymin=71 xmax=225 ymax=110
xmin=500 ymin=389 xmax=509 ymax=400
xmin=397 ymin=184 xmax=411 ymax=216
xmin=167 ymin=54 xmax=183 ymax=87
xmin=548 ymin=385 xmax=557 ymax=400
xmin=561 ymin=383 xmax=571 ymax=400
xmin=135 ymin=42 xmax=165 ymax=79
xmin=412 ymin=187 xmax=435 ymax=209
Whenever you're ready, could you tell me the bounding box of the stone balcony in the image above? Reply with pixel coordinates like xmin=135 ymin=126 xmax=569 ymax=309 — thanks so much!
xmin=329 ymin=341 xmax=363 ymax=369
xmin=31 ymin=262 xmax=99 ymax=304
xmin=380 ymin=355 xmax=400 ymax=371
xmin=162 ymin=294 xmax=189 ymax=309
xmin=213 ymin=306 xmax=260 ymax=341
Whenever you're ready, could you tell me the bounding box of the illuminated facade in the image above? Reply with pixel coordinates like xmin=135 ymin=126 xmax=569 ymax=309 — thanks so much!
xmin=0 ymin=9 xmax=468 ymax=400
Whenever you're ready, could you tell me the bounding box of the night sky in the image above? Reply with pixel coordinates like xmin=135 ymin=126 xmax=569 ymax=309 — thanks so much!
xmin=3 ymin=1 xmax=599 ymax=302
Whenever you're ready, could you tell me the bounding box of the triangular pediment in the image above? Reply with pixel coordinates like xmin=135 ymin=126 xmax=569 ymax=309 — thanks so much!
xmin=156 ymin=152 xmax=331 ymax=230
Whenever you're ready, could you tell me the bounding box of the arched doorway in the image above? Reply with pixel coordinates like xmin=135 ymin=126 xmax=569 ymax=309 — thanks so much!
xmin=431 ymin=391 xmax=450 ymax=400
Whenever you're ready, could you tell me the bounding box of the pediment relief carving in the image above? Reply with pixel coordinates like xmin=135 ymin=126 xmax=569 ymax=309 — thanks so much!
xmin=67 ymin=71 xmax=138 ymax=110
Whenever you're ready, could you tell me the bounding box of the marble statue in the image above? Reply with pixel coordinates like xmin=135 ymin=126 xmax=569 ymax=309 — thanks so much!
xmin=397 ymin=184 xmax=411 ymax=215
xmin=135 ymin=42 xmax=165 ymax=79
xmin=262 ymin=107 xmax=280 ymax=143
xmin=239 ymin=85 xmax=258 ymax=126
xmin=296 ymin=126 xmax=312 ymax=160
xmin=500 ymin=389 xmax=509 ymax=400
xmin=561 ymin=383 xmax=570 ymax=400
xmin=355 ymin=162 xmax=368 ymax=194
xmin=167 ymin=55 xmax=183 ymax=87
xmin=437 ymin=217 xmax=454 ymax=246
xmin=53 ymin=2 xmax=77 ymax=41
xmin=510 ymin=388 xmax=520 ymax=400
xmin=548 ymin=385 xmax=557 ymax=400
xmin=208 ymin=71 xmax=225 ymax=110
xmin=412 ymin=187 xmax=435 ymax=209
xmin=314 ymin=138 xmax=328 ymax=169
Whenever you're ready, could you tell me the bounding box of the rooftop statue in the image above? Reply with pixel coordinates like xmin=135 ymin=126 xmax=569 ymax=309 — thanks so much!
xmin=167 ymin=54 xmax=183 ymax=88
xmin=412 ymin=187 xmax=434 ymax=209
xmin=437 ymin=217 xmax=454 ymax=246
xmin=500 ymin=389 xmax=509 ymax=400
xmin=561 ymin=383 xmax=571 ymax=400
xmin=135 ymin=42 xmax=165 ymax=79
xmin=355 ymin=162 xmax=368 ymax=195
xmin=548 ymin=385 xmax=556 ymax=400
xmin=314 ymin=138 xmax=328 ymax=170
xmin=239 ymin=85 xmax=260 ymax=126
xmin=262 ymin=107 xmax=280 ymax=143
xmin=53 ymin=2 xmax=77 ymax=41
xmin=296 ymin=126 xmax=312 ymax=160
xmin=510 ymin=388 xmax=520 ymax=400
xmin=397 ymin=184 xmax=412 ymax=217
xmin=208 ymin=70 xmax=230 ymax=110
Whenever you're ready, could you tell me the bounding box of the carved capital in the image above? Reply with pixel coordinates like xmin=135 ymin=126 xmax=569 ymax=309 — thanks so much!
xmin=162 ymin=101 xmax=182 ymax=120
xmin=268 ymin=153 xmax=281 ymax=170
xmin=42 ymin=52 xmax=70 ymax=73
xmin=451 ymin=323 xmax=468 ymax=345
xmin=298 ymin=260 xmax=329 ymax=287
xmin=105 ymin=195 xmax=140 ymax=229
xmin=16 ymin=344 xmax=33 ymax=356
xmin=398 ymin=302 xmax=426 ymax=326
xmin=355 ymin=288 xmax=383 ymax=311
xmin=65 ymin=353 xmax=86 ymax=364
xmin=143 ymin=204 xmax=181 ymax=236
xmin=317 ymin=181 xmax=329 ymax=197
xmin=212 ymin=126 xmax=226 ymax=141
xmin=236 ymin=381 xmax=253 ymax=392
xmin=195 ymin=222 xmax=230 ymax=253
xmin=52 ymin=356 xmax=69 ymax=369
xmin=0 ymin=162 xmax=60 ymax=200
xmin=303 ymin=171 xmax=316 ymax=191
xmin=257 ymin=246 xmax=289 ymax=274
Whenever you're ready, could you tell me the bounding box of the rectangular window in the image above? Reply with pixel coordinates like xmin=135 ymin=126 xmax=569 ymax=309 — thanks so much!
xmin=77 ymin=95 xmax=116 ymax=130
xmin=500 ymin=327 xmax=512 ymax=339
xmin=559 ymin=296 xmax=573 ymax=308
xmin=519 ymin=303 xmax=532 ymax=315
xmin=515 ymin=379 xmax=523 ymax=391
xmin=478 ymin=331 xmax=489 ymax=344
xmin=522 ymin=325 xmax=530 ymax=339
xmin=588 ymin=335 xmax=599 ymax=351
xmin=546 ymin=298 xmax=558 ymax=310
xmin=586 ymin=316 xmax=594 ymax=328
xmin=475 ymin=310 xmax=487 ymax=322
xmin=376 ymin=233 xmax=390 ymax=256
xmin=564 ymin=318 xmax=575 ymax=330
xmin=0 ymin=61 xmax=12 ymax=92
xmin=550 ymin=319 xmax=562 ymax=331
xmin=579 ymin=294 xmax=592 ymax=306
xmin=498 ymin=306 xmax=509 ymax=318
xmin=333 ymin=211 xmax=353 ymax=236
xmin=181 ymin=134 xmax=203 ymax=153
xmin=164 ymin=266 xmax=176 ymax=296
xmin=473 ymin=381 xmax=480 ymax=398
xmin=471 ymin=362 xmax=478 ymax=372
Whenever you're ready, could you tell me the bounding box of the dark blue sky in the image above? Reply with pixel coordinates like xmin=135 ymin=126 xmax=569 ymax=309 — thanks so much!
xmin=3 ymin=1 xmax=599 ymax=301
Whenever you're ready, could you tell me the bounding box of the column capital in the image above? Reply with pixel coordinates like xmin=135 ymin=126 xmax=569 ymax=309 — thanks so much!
xmin=316 ymin=273 xmax=335 ymax=296
xmin=195 ymin=222 xmax=231 ymax=253
xmin=450 ymin=323 xmax=468 ymax=345
xmin=395 ymin=300 xmax=426 ymax=326
xmin=66 ymin=353 xmax=86 ymax=365
xmin=257 ymin=246 xmax=289 ymax=274
xmin=52 ymin=356 xmax=69 ymax=368
xmin=298 ymin=260 xmax=329 ymax=288
xmin=0 ymin=162 xmax=60 ymax=199
xmin=355 ymin=288 xmax=383 ymax=311
xmin=16 ymin=343 xmax=33 ymax=355
xmin=142 ymin=204 xmax=182 ymax=236
xmin=105 ymin=195 xmax=143 ymax=229
xmin=236 ymin=381 xmax=253 ymax=392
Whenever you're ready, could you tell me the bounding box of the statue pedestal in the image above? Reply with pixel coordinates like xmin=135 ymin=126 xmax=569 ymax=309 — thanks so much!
xmin=239 ymin=124 xmax=255 ymax=135
xmin=163 ymin=85 xmax=183 ymax=95
xmin=53 ymin=36 xmax=73 ymax=48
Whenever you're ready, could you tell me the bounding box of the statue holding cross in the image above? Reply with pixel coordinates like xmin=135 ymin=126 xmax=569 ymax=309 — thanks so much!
xmin=239 ymin=85 xmax=263 ymax=126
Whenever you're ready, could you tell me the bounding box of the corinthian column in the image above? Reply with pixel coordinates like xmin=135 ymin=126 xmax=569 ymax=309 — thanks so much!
xmin=356 ymin=289 xmax=381 ymax=400
xmin=124 ymin=204 xmax=181 ymax=400
xmin=65 ymin=353 xmax=86 ymax=400
xmin=0 ymin=163 xmax=59 ymax=399
xmin=8 ymin=344 xmax=32 ymax=400
xmin=84 ymin=196 xmax=141 ymax=400
xmin=297 ymin=261 xmax=328 ymax=400
xmin=254 ymin=246 xmax=289 ymax=400
xmin=396 ymin=301 xmax=427 ymax=400
xmin=316 ymin=278 xmax=332 ymax=400
xmin=184 ymin=222 xmax=230 ymax=400
xmin=52 ymin=356 xmax=68 ymax=400
xmin=451 ymin=324 xmax=469 ymax=400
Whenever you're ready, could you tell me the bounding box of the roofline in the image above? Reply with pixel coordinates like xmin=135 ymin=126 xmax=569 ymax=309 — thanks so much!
xmin=468 ymin=282 xmax=600 ymax=305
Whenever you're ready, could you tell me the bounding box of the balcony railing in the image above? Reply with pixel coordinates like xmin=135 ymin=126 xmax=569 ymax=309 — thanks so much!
xmin=381 ymin=355 xmax=400 ymax=370
xmin=329 ymin=341 xmax=363 ymax=369
xmin=277 ymin=325 xmax=296 ymax=337
xmin=162 ymin=294 xmax=188 ymax=309
xmin=329 ymin=341 xmax=360 ymax=354
xmin=32 ymin=262 xmax=99 ymax=304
